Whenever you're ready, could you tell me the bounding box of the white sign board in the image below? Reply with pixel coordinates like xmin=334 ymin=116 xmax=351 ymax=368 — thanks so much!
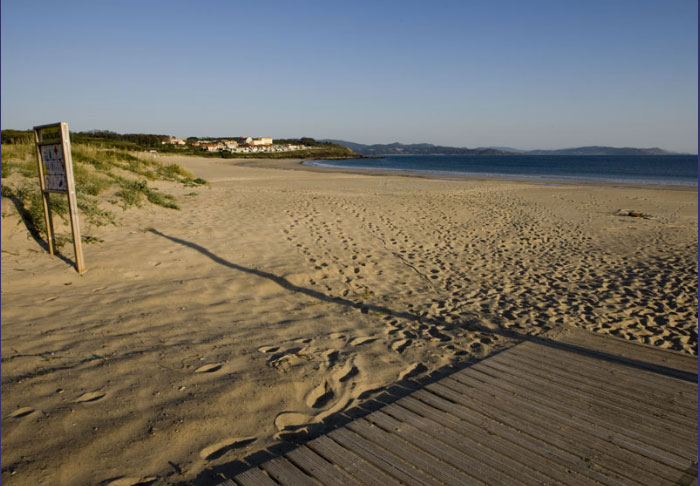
xmin=33 ymin=122 xmax=85 ymax=273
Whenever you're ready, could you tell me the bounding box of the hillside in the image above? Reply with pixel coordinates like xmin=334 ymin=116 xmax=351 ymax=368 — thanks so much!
xmin=324 ymin=140 xmax=509 ymax=156
xmin=326 ymin=140 xmax=678 ymax=156
xmin=1 ymin=136 xmax=207 ymax=248
xmin=526 ymin=146 xmax=673 ymax=156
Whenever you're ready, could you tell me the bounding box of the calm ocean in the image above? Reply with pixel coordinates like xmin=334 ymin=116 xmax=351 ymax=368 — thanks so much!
xmin=307 ymin=155 xmax=698 ymax=187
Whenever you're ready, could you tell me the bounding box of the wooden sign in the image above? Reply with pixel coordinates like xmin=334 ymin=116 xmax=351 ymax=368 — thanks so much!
xmin=33 ymin=122 xmax=85 ymax=273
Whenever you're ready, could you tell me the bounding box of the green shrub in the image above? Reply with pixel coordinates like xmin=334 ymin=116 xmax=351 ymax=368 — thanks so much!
xmin=116 ymin=179 xmax=147 ymax=208
xmin=2 ymin=141 xmax=204 ymax=244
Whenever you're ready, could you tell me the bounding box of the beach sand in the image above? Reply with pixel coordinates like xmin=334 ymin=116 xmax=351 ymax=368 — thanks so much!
xmin=1 ymin=155 xmax=697 ymax=486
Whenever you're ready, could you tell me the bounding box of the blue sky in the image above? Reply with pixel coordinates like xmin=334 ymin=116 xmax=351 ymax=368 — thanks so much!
xmin=2 ymin=1 xmax=697 ymax=152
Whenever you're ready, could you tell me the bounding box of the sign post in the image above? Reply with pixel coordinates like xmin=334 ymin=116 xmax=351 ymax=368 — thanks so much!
xmin=33 ymin=122 xmax=85 ymax=273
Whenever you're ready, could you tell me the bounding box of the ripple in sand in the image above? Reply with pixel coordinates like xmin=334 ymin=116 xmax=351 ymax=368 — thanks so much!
xmin=103 ymin=477 xmax=157 ymax=486
xmin=9 ymin=407 xmax=35 ymax=418
xmin=74 ymin=392 xmax=106 ymax=403
xmin=349 ymin=336 xmax=377 ymax=346
xmin=194 ymin=363 xmax=222 ymax=373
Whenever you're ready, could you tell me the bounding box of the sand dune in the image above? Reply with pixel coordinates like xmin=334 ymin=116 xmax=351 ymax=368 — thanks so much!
xmin=1 ymin=156 xmax=697 ymax=485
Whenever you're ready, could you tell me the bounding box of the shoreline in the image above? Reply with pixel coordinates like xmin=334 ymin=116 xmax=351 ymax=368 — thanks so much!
xmin=231 ymin=156 xmax=699 ymax=192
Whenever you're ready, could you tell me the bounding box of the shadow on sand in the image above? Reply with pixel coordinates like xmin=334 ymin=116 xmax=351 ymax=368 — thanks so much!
xmin=5 ymin=192 xmax=75 ymax=267
xmin=147 ymin=228 xmax=697 ymax=486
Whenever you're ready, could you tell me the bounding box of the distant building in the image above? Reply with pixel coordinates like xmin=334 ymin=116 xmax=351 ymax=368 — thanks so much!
xmin=202 ymin=143 xmax=222 ymax=152
xmin=224 ymin=140 xmax=239 ymax=149
xmin=237 ymin=136 xmax=253 ymax=145
xmin=250 ymin=137 xmax=273 ymax=146
xmin=191 ymin=141 xmax=201 ymax=147
xmin=164 ymin=137 xmax=186 ymax=145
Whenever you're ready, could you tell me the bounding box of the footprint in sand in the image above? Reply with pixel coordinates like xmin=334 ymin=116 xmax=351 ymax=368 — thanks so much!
xmin=329 ymin=333 xmax=346 ymax=340
xmin=199 ymin=437 xmax=256 ymax=461
xmin=194 ymin=363 xmax=222 ymax=374
xmin=427 ymin=326 xmax=452 ymax=342
xmin=357 ymin=385 xmax=384 ymax=400
xmin=9 ymin=407 xmax=36 ymax=418
xmin=74 ymin=392 xmax=106 ymax=403
xmin=103 ymin=477 xmax=157 ymax=486
xmin=322 ymin=350 xmax=339 ymax=368
xmin=305 ymin=381 xmax=334 ymax=408
xmin=401 ymin=330 xmax=417 ymax=339
xmin=349 ymin=336 xmax=377 ymax=347
xmin=399 ymin=362 xmax=428 ymax=381
xmin=257 ymin=345 xmax=280 ymax=354
xmin=390 ymin=338 xmax=412 ymax=353
xmin=274 ymin=411 xmax=315 ymax=433
xmin=331 ymin=361 xmax=358 ymax=383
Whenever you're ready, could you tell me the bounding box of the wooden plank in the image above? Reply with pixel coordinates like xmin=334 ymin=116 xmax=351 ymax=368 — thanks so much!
xmin=433 ymin=375 xmax=692 ymax=477
xmin=479 ymin=355 xmax=697 ymax=442
xmin=380 ymin=402 xmax=568 ymax=486
xmin=414 ymin=382 xmax=685 ymax=485
xmin=286 ymin=446 xmax=364 ymax=486
xmin=260 ymin=456 xmax=319 ymax=486
xmin=455 ymin=366 xmax=695 ymax=465
xmin=468 ymin=360 xmax=697 ymax=458
xmin=407 ymin=389 xmax=635 ymax=486
xmin=519 ymin=340 xmax=698 ymax=391
xmin=33 ymin=128 xmax=56 ymax=254
xmin=366 ymin=409 xmax=515 ymax=485
xmin=557 ymin=327 xmax=698 ymax=374
xmin=60 ymin=122 xmax=85 ymax=274
xmin=501 ymin=345 xmax=698 ymax=423
xmin=512 ymin=342 xmax=699 ymax=405
xmin=442 ymin=371 xmax=694 ymax=471
xmin=348 ymin=418 xmax=475 ymax=486
xmin=329 ymin=426 xmax=437 ymax=486
xmin=306 ymin=435 xmax=403 ymax=486
xmin=230 ymin=467 xmax=279 ymax=486
xmin=228 ymin=339 xmax=697 ymax=486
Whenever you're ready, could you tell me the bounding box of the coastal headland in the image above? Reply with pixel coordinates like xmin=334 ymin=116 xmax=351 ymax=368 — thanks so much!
xmin=2 ymin=155 xmax=697 ymax=486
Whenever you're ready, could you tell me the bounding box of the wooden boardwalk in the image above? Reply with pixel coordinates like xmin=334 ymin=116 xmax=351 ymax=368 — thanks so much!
xmin=219 ymin=330 xmax=698 ymax=486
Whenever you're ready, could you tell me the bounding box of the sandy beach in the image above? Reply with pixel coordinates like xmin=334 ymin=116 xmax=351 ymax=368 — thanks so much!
xmin=1 ymin=155 xmax=697 ymax=486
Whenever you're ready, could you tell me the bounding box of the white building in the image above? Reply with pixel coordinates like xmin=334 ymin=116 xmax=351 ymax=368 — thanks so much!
xmin=250 ymin=137 xmax=273 ymax=146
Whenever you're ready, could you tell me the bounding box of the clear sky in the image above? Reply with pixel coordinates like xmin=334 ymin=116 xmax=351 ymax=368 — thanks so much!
xmin=1 ymin=0 xmax=697 ymax=152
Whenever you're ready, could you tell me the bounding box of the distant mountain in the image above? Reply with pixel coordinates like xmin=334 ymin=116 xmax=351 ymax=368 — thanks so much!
xmin=525 ymin=146 xmax=673 ymax=156
xmin=324 ymin=140 xmax=510 ymax=156
xmin=478 ymin=146 xmax=527 ymax=153
xmin=324 ymin=140 xmax=678 ymax=156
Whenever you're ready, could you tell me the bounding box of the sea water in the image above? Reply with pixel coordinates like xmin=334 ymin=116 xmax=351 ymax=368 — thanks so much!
xmin=307 ymin=155 xmax=698 ymax=187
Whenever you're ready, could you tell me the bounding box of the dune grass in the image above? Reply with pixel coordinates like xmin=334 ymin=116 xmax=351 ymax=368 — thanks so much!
xmin=1 ymin=142 xmax=206 ymax=246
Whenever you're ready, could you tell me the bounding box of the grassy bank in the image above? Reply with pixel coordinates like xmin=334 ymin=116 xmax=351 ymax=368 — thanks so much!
xmin=1 ymin=142 xmax=206 ymax=247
